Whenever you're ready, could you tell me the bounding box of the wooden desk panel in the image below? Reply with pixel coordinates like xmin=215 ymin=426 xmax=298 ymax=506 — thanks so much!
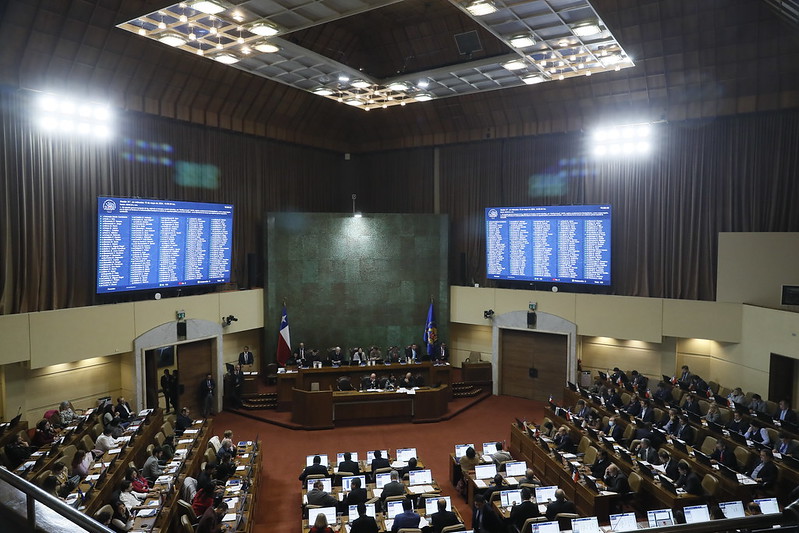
xmin=462 ymin=361 xmax=492 ymax=382
xmin=292 ymin=389 xmax=334 ymax=429
xmin=333 ymin=392 xmax=413 ymax=422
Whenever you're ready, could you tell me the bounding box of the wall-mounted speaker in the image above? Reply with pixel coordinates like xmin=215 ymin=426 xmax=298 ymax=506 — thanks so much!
xmin=782 ymin=285 xmax=799 ymax=305
xmin=527 ymin=311 xmax=537 ymax=328
xmin=177 ymin=321 xmax=187 ymax=339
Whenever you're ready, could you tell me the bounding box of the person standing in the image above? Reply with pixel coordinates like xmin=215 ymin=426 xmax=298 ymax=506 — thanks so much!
xmin=238 ymin=345 xmax=254 ymax=368
xmin=200 ymin=373 xmax=216 ymax=417
xmin=161 ymin=369 xmax=174 ymax=413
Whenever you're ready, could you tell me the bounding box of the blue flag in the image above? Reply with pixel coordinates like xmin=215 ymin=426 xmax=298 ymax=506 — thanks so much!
xmin=423 ymin=301 xmax=438 ymax=355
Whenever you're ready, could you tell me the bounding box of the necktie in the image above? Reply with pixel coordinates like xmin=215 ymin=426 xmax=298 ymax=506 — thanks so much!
xmin=781 ymin=442 xmax=788 ymax=454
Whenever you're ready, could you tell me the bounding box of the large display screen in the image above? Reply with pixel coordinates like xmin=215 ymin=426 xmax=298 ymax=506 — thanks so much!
xmin=97 ymin=197 xmax=233 ymax=293
xmin=485 ymin=204 xmax=611 ymax=285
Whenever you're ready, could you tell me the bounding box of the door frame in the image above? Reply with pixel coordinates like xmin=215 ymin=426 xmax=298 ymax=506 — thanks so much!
xmin=133 ymin=319 xmax=224 ymax=412
xmin=491 ymin=311 xmax=577 ymax=396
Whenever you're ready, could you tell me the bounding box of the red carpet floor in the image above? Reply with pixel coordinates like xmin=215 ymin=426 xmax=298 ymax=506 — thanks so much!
xmin=211 ymin=394 xmax=546 ymax=532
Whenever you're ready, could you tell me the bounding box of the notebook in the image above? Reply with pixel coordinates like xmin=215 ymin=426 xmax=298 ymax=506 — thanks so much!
xmin=646 ymin=509 xmax=674 ymax=527
xmin=474 ymin=463 xmax=497 ymax=480
xmin=308 ymin=507 xmax=337 ymax=525
xmin=505 ymin=461 xmax=526 ymax=477
xmin=718 ymin=501 xmax=745 ymax=519
xmin=683 ymin=504 xmax=710 ymax=524
xmin=395 ymin=447 xmax=417 ymax=462
xmin=408 ymin=469 xmax=432 ymax=485
xmin=754 ymin=497 xmax=780 ymax=514
xmin=571 ymin=516 xmax=601 ymax=533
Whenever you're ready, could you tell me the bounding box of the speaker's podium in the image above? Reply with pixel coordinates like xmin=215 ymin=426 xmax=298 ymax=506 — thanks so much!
xmin=462 ymin=354 xmax=492 ymax=383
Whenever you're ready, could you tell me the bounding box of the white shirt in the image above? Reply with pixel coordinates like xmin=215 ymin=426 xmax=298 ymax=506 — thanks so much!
xmin=95 ymin=433 xmax=121 ymax=453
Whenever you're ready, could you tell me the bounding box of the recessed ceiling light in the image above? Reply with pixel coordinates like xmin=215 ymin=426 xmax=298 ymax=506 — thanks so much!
xmin=415 ymin=93 xmax=433 ymax=101
xmin=249 ymin=22 xmax=279 ymax=36
xmin=338 ymin=74 xmax=350 ymax=83
xmin=502 ymin=60 xmax=526 ymax=71
xmin=417 ymin=79 xmax=429 ymax=88
xmin=522 ymin=74 xmax=545 ymax=85
xmin=313 ymin=87 xmax=333 ymax=96
xmin=253 ymin=42 xmax=279 ymax=54
xmin=351 ymin=80 xmax=371 ymax=89
xmin=509 ymin=35 xmax=535 ymax=48
xmin=573 ymin=23 xmax=601 ymax=37
xmin=158 ymin=33 xmax=187 ymax=47
xmin=344 ymin=98 xmax=364 ymax=106
xmin=387 ymin=82 xmax=408 ymax=92
xmin=191 ymin=0 xmax=226 ymax=15
xmin=466 ymin=1 xmax=497 ymax=16
xmin=213 ymin=53 xmax=239 ymax=64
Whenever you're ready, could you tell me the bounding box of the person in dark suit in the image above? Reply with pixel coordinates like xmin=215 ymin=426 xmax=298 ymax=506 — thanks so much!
xmin=675 ymin=416 xmax=695 ymax=443
xmin=658 ymin=450 xmax=679 ymax=480
xmin=430 ymin=497 xmax=460 ymax=533
xmin=554 ymin=426 xmax=575 ymax=453
xmin=635 ymin=438 xmax=658 ymax=463
xmin=591 ymin=449 xmax=612 ymax=478
xmin=509 ymin=487 xmax=540 ymax=531
xmin=432 ymin=343 xmax=449 ymax=363
xmin=114 ymin=397 xmax=133 ymax=424
xmin=298 ymin=455 xmax=328 ymax=482
xmin=611 ymin=367 xmax=628 ymax=383
xmin=399 ymin=372 xmax=415 ymax=389
xmin=472 ymin=494 xmax=503 ymax=533
xmin=604 ymin=464 xmax=630 ymax=494
xmin=398 ymin=457 xmax=421 ymax=479
xmin=726 ymin=411 xmax=749 ymax=434
xmin=750 ymin=449 xmax=779 ymax=491
xmin=362 ymin=373 xmax=380 ymax=390
xmin=682 ymin=394 xmax=701 ymax=416
xmin=606 ymin=388 xmax=624 ymax=408
xmin=675 ymin=462 xmax=702 ymax=495
xmin=575 ymin=399 xmax=592 ymax=419
xmin=175 ymin=407 xmax=193 ymax=435
xmin=160 ymin=369 xmax=174 ymax=413
xmin=625 ymin=394 xmax=642 ymax=417
xmin=482 ymin=474 xmax=505 ymax=504
xmin=710 ymin=441 xmax=737 ymax=470
xmin=380 ymin=471 xmax=405 ymax=500
xmin=342 ymin=477 xmax=368 ymax=509
xmin=199 ymin=373 xmax=215 ymax=417
xmin=775 ymin=400 xmax=798 ymax=423
xmin=689 ymin=375 xmax=709 ymax=394
xmin=630 ymin=370 xmax=648 ymax=391
xmin=293 ymin=342 xmax=308 ymax=363
xmin=678 ymin=365 xmax=692 ymax=384
xmin=638 ymin=399 xmax=655 ymax=424
xmin=370 ymin=450 xmax=390 ymax=476
xmin=404 ymin=344 xmax=422 ymax=362
xmin=391 ymin=499 xmax=421 ymax=533
xmin=307 ymin=479 xmax=338 ymax=507
xmin=775 ymin=433 xmax=799 ymax=456
xmin=653 ymin=382 xmax=674 ymax=404
xmin=599 ymin=416 xmax=624 ymax=441
xmin=349 ymin=502 xmax=378 ymax=533
xmin=238 ymin=345 xmax=254 ymax=367
xmin=338 ymin=451 xmax=360 ymax=475
xmin=544 ymin=489 xmax=577 ymax=521
xmin=329 ymin=346 xmax=344 ymax=366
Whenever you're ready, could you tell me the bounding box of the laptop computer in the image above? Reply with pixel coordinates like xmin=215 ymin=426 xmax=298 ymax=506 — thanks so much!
xmin=505 ymin=461 xmax=526 ymax=477
xmin=717 ymin=464 xmax=738 ymax=482
xmin=374 ymin=472 xmax=392 ymax=489
xmin=306 ymin=454 xmax=329 ymax=467
xmin=683 ymin=504 xmax=710 ymax=524
xmin=571 ymin=516 xmax=601 ymax=533
xmin=727 ymin=429 xmax=747 ymax=444
xmin=395 ymin=447 xmax=417 ymax=462
xmin=534 ymin=485 xmax=558 ymax=504
xmin=408 ymin=469 xmax=432 ymax=485
xmin=647 ymin=509 xmax=674 ymax=527
xmin=706 ymin=420 xmax=724 ymax=434
xmin=616 ymin=447 xmax=633 ymax=464
xmin=341 ymin=475 xmax=366 ymax=492
xmin=515 ymin=417 xmax=526 ymax=428
xmin=567 ymin=381 xmax=578 ymax=392
xmin=474 ymin=463 xmax=497 ymax=480
xmin=607 ymin=513 xmax=638 ymax=532
xmin=386 ymin=500 xmax=405 ymax=519
xmin=671 ymin=438 xmax=688 ymax=453
xmin=531 ymin=523 xmax=560 ymax=533
xmin=482 ymin=442 xmax=501 ymax=456
xmin=754 ymin=497 xmax=780 ymax=514
xmin=582 ymin=474 xmax=600 ymax=493
xmin=637 ymin=462 xmax=655 ymax=479
xmin=308 ymin=507 xmax=337 ymax=525
xmin=718 ymin=501 xmax=745 ymax=519
xmin=348 ymin=503 xmax=376 ymax=521
xmin=336 ymin=452 xmax=359 ymax=464
xmin=686 ymin=411 xmax=702 ymax=423
xmin=658 ymin=475 xmax=678 ymax=495
xmin=586 ymin=427 xmax=599 ymax=440
xmin=366 ymin=450 xmax=389 ymax=462
xmin=455 ymin=444 xmax=475 ymax=458
xmin=425 ymin=496 xmax=451 ymax=514
xmin=693 ymin=450 xmax=712 ymax=467
xmin=306 ymin=478 xmax=332 ymax=493
xmin=500 ymin=489 xmax=522 ymax=507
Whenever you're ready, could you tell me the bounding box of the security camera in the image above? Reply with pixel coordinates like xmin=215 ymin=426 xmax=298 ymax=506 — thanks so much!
xmin=222 ymin=315 xmax=238 ymax=326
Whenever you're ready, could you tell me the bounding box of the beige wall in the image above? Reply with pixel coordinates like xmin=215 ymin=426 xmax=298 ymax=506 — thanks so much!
xmin=449 ymin=323 xmax=492 ymax=367
xmin=717 ymin=232 xmax=799 ymax=308
xmin=0 ymin=289 xmax=264 ymax=420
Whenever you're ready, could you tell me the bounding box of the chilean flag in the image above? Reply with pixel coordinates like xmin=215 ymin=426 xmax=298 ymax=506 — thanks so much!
xmin=276 ymin=304 xmax=291 ymax=365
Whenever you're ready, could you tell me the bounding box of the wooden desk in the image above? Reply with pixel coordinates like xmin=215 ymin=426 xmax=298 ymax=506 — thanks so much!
xmin=277 ymin=362 xmax=452 ymax=409
xmin=462 ymin=361 xmax=492 ymax=382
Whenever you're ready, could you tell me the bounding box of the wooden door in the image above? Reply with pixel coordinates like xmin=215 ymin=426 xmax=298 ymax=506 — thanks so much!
xmin=500 ymin=329 xmax=567 ymax=402
xmin=143 ymin=350 xmax=159 ymax=409
xmin=176 ymin=339 xmax=214 ymax=416
xmin=769 ymin=353 xmax=796 ymax=404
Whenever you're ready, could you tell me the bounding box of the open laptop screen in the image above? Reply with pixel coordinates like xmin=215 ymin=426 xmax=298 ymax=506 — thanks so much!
xmin=306 ymin=454 xmax=329 ymax=467
xmin=306 ymin=478 xmax=332 ymax=493
xmin=718 ymin=501 xmax=745 ymax=519
xmin=500 ymin=489 xmax=522 ymax=507
xmin=474 ymin=463 xmax=497 ymax=479
xmin=424 ymin=496 xmax=451 ymax=515
xmin=455 ymin=444 xmax=475 ymax=458
xmin=505 ymin=461 xmax=526 ymax=477
xmin=348 ymin=503 xmax=376 ymax=521
xmin=366 ymin=450 xmax=389 ymax=462
xmin=647 ymin=509 xmax=674 ymax=527
xmin=336 ymin=452 xmax=359 ymax=463
xmin=482 ymin=441 xmax=500 ymax=455
xmin=375 ymin=472 xmax=392 ymax=489
xmin=608 ymin=513 xmax=637 ymax=531
xmin=341 ymin=475 xmax=366 ymax=492
xmin=534 ymin=486 xmax=558 ymax=503
xmin=531 ymin=523 xmax=560 ymax=533
xmin=754 ymin=498 xmax=780 ymax=514
xmin=395 ymin=448 xmax=417 ymax=462
xmin=308 ymin=507 xmax=336 ymax=526
xmin=386 ymin=500 xmax=405 ymax=519
xmin=571 ymin=516 xmax=601 ymax=533
xmin=683 ymin=505 xmax=710 ymax=524
xmin=408 ymin=469 xmax=432 ymax=485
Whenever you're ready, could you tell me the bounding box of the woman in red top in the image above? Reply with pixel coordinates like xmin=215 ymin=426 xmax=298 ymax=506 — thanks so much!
xmin=309 ymin=513 xmax=339 ymax=533
xmin=127 ymin=467 xmax=150 ymax=493
xmin=191 ymin=481 xmax=216 ymax=517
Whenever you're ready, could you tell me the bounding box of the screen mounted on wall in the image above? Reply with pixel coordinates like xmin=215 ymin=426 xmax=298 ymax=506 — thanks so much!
xmin=485 ymin=204 xmax=611 ymax=286
xmin=97 ymin=197 xmax=233 ymax=293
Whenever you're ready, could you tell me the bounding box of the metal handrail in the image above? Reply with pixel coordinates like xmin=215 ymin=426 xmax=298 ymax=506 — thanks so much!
xmin=0 ymin=466 xmax=113 ymax=532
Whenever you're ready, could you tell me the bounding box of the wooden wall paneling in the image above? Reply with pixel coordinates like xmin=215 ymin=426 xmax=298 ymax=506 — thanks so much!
xmin=176 ymin=339 xmax=214 ymax=416
xmin=500 ymin=329 xmax=567 ymax=402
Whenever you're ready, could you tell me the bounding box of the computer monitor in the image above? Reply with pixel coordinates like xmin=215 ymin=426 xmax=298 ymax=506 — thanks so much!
xmin=505 ymin=461 xmax=526 ymax=477
xmin=306 ymin=478 xmax=332 ymax=493
xmin=500 ymin=489 xmax=522 ymax=507
xmin=608 ymin=513 xmax=638 ymax=531
xmin=341 ymin=475 xmax=366 ymax=492
xmin=375 ymin=472 xmax=392 ymax=489
xmin=395 ymin=447 xmax=417 ymax=462
xmin=408 ymin=469 xmax=433 ymax=485
xmin=754 ymin=498 xmax=780 ymax=514
xmin=718 ymin=501 xmax=745 ymax=519
xmin=474 ymin=463 xmax=497 ymax=480
xmin=530 ymin=523 xmax=560 ymax=533
xmin=306 ymin=454 xmax=329 ymax=467
xmin=348 ymin=503 xmax=376 ymax=521
xmin=683 ymin=505 xmax=710 ymax=524
xmin=482 ymin=441 xmax=501 ymax=455
xmin=455 ymin=444 xmax=475 ymax=458
xmin=646 ymin=509 xmax=674 ymax=527
xmin=424 ymin=496 xmax=451 ymax=515
xmin=336 ymin=452 xmax=359 ymax=464
xmin=571 ymin=516 xmax=601 ymax=533
xmin=386 ymin=500 xmax=405 ymax=519
xmin=308 ymin=507 xmax=337 ymax=525
xmin=534 ymin=486 xmax=558 ymax=503
xmin=366 ymin=450 xmax=389 ymax=462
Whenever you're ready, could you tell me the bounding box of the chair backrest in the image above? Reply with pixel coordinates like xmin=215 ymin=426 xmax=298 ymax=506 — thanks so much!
xmin=765 ymin=428 xmax=779 ymax=445
xmin=733 ymin=446 xmax=753 ymax=472
xmin=718 ymin=407 xmax=732 ymax=425
xmin=620 ymin=392 xmax=631 ymax=406
xmin=441 ymin=524 xmax=466 ymax=533
xmin=146 ymin=444 xmax=155 ymax=456
xmin=583 ymin=446 xmax=597 ymax=466
xmin=34 ymin=469 xmax=52 ymax=487
xmin=701 ymin=474 xmax=720 ymax=497
xmin=718 ymin=386 xmax=731 ymax=398
xmin=700 ymin=436 xmax=717 ymax=456
xmin=154 ymin=431 xmax=165 ymax=446
xmin=208 ymin=436 xmax=221 ymax=453
xmin=266 ymin=363 xmax=278 ymax=376
xmin=707 ymin=381 xmax=720 ymax=394
xmin=305 ymin=473 xmax=326 ymax=480
xmin=766 ymin=400 xmax=778 ymax=414
xmin=182 ymin=477 xmax=197 ymax=502
xmin=165 ymin=414 xmax=177 ymax=426
xmin=622 ymin=423 xmax=636 ymax=442
xmin=521 ymin=516 xmax=549 ymax=533
xmin=161 ymin=421 xmax=173 ymax=436
xmin=698 ymin=399 xmax=711 ymax=415
xmin=204 ymin=447 xmax=217 ymax=466
xmin=469 ymin=351 xmax=482 ymax=362
xmin=90 ymin=423 xmax=104 ymax=441
xmin=398 ymin=529 xmax=423 ymax=533
xmin=176 ymin=499 xmax=198 ymax=523
xmin=628 ymin=471 xmax=642 ymax=492
xmin=577 ymin=436 xmax=591 ymax=455
xmin=80 ymin=434 xmax=95 ymax=453
xmin=94 ymin=504 xmax=113 ymax=519
xmin=373 ymin=467 xmax=392 ymax=475
xmin=385 ymin=495 xmax=407 ymax=503
xmin=556 ymin=513 xmax=580 ymax=531
xmin=180 ymin=514 xmax=194 ymax=533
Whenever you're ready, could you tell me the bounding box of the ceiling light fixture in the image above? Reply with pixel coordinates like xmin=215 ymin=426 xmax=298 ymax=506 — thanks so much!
xmin=417 ymin=79 xmax=429 ymax=88
xmin=190 ymin=0 xmax=226 ymax=15
xmin=522 ymin=74 xmax=545 ymax=85
xmin=573 ymin=23 xmax=601 ymax=37
xmin=415 ymin=93 xmax=433 ymax=101
xmin=338 ymin=74 xmax=350 ymax=83
xmin=313 ymin=87 xmax=333 ymax=96
xmin=344 ymin=98 xmax=364 ymax=106
xmin=213 ymin=53 xmax=239 ymax=64
xmin=509 ymin=35 xmax=535 ymax=48
xmin=158 ymin=32 xmax=188 ymax=47
xmin=253 ymin=42 xmax=279 ymax=54
xmin=502 ymin=59 xmax=526 ymax=71
xmin=387 ymin=82 xmax=408 ymax=92
xmin=249 ymin=22 xmax=279 ymax=36
xmin=466 ymin=1 xmax=497 ymax=16
xmin=351 ymin=80 xmax=371 ymax=89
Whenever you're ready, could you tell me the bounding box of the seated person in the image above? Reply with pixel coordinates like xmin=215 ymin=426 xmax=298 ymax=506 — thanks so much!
xmin=658 ymin=450 xmax=679 ymax=480
xmin=458 ymin=446 xmax=480 ymax=473
xmin=745 ymin=421 xmax=771 ymax=446
xmin=399 ymin=372 xmax=415 ymax=389
xmin=491 ymin=442 xmax=513 ymax=465
xmin=175 ymin=407 xmax=193 ymax=435
xmin=545 ymin=489 xmax=576 ymax=521
xmin=431 ymin=497 xmax=460 ymax=533
xmin=328 ymin=346 xmax=344 ymax=365
xmin=215 ymin=453 xmax=236 ymax=482
xmin=660 ymin=408 xmax=680 ymax=431
xmin=652 ymin=382 xmax=674 ymax=404
xmin=727 ymin=387 xmax=746 ymax=406
xmin=749 ymin=393 xmax=768 ymax=413
xmin=603 ymin=464 xmax=629 ymax=494
xmin=634 ymin=438 xmax=658 ymax=463
xmin=605 ymin=387 xmax=624 ymax=408
xmin=384 ymin=374 xmax=398 ymax=390
xmin=41 ymin=475 xmax=62 ymax=500
xmin=591 ymin=449 xmax=612 ymax=478
xmin=749 ymin=449 xmax=778 ymax=491
xmin=370 ymin=450 xmax=390 ymax=475
xmin=630 ymin=370 xmax=648 ymax=390
xmin=116 ymin=480 xmax=147 ymax=511
xmin=95 ymin=427 xmax=124 ymax=454
xmin=198 ymin=502 xmax=229 ymax=533
xmin=704 ymin=403 xmax=722 ymax=424
xmin=598 ymin=416 xmax=624 ymax=441
xmin=71 ymin=450 xmax=95 ymax=479
xmin=142 ymin=446 xmax=164 ymax=484
xmin=638 ymin=399 xmax=655 ymax=423
xmin=710 ymin=441 xmax=737 ymax=469
xmin=307 ymin=479 xmax=338 ymax=507
xmin=675 ymin=462 xmax=702 ymax=495
xmin=675 ymin=415 xmax=694 ymax=443
xmin=114 ymin=397 xmax=133 ymax=424
xmin=775 ymin=399 xmax=798 ymax=423
xmin=391 ymin=498 xmax=420 ymax=533
xmin=342 ymin=476 xmax=368 ymax=508
xmin=216 ymin=438 xmax=236 ymax=462
xmin=338 ymin=451 xmax=360 ymax=475
xmin=361 ymin=373 xmax=380 ymax=390
xmin=520 ymin=467 xmax=540 ymax=486
xmin=380 ymin=470 xmax=405 ymax=500
xmin=31 ymin=419 xmax=57 ymax=448
xmin=726 ymin=410 xmax=749 ymax=434
xmin=681 ymin=393 xmax=702 ymax=416
xmin=482 ymin=474 xmax=505 ymax=503
xmin=610 ymin=367 xmax=628 ymax=383
xmin=509 ymin=487 xmax=539 ymax=530
xmin=192 ymin=480 xmax=218 ymax=517
xmin=398 ymin=457 xmax=421 ymax=479
xmin=689 ymin=375 xmax=709 ymax=394
xmin=299 ymin=454 xmax=328 ymax=482
xmin=52 ymin=401 xmax=78 ymax=428
xmin=351 ymin=347 xmax=366 ymax=365
xmin=349 ymin=502 xmax=378 ymax=533
xmin=404 ymin=344 xmax=422 ymax=362
xmin=775 ymin=433 xmax=799 ymax=456
xmin=553 ymin=426 xmax=575 ymax=453
xmin=110 ymin=500 xmax=133 ymax=533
